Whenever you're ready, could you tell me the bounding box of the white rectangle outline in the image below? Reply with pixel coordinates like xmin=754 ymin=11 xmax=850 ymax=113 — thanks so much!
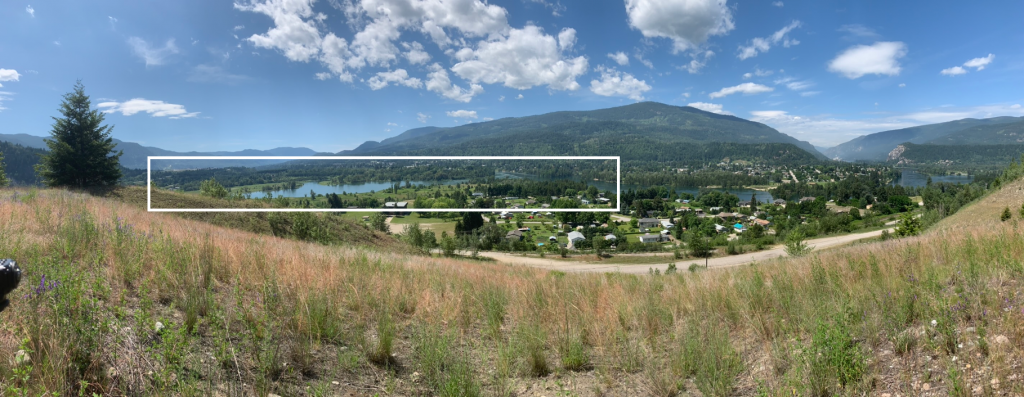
xmin=147 ymin=156 xmax=620 ymax=213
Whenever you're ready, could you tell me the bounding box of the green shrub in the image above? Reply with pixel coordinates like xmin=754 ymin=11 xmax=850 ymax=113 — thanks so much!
xmin=674 ymin=321 xmax=742 ymax=397
xmin=805 ymin=315 xmax=865 ymax=396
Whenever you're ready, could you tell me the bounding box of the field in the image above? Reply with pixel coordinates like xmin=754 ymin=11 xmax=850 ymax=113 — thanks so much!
xmin=0 ymin=181 xmax=1023 ymax=396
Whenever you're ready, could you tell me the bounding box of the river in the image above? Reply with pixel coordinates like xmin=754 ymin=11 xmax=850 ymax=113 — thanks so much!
xmin=893 ymin=168 xmax=973 ymax=187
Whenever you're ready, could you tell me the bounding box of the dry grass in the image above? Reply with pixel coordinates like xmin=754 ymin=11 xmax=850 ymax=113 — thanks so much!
xmin=0 ymin=184 xmax=1022 ymax=396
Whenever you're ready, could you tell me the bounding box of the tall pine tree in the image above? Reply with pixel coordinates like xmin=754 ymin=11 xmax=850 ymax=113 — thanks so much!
xmin=0 ymin=152 xmax=9 ymax=187
xmin=37 ymin=81 xmax=123 ymax=188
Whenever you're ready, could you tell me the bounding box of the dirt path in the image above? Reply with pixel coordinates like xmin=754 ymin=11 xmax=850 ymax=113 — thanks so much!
xmin=474 ymin=228 xmax=892 ymax=274
xmin=385 ymin=216 xmax=407 ymax=235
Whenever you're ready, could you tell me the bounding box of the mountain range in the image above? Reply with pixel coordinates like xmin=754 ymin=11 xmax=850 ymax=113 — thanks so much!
xmin=342 ymin=102 xmax=828 ymax=163
xmin=0 ymin=133 xmax=318 ymax=170
xmin=824 ymin=116 xmax=1024 ymax=162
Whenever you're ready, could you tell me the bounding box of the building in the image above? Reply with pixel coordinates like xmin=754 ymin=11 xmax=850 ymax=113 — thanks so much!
xmin=567 ymin=231 xmax=586 ymax=248
xmin=754 ymin=219 xmax=772 ymax=227
xmin=660 ymin=220 xmax=674 ymax=229
xmin=526 ymin=199 xmax=537 ymax=205
xmin=472 ymin=192 xmax=484 ymax=197
xmin=541 ymin=203 xmax=551 ymax=209
xmin=714 ymin=224 xmax=728 ymax=233
xmin=506 ymin=230 xmax=523 ymax=241
xmin=605 ymin=234 xmax=617 ymax=241
xmin=733 ymin=223 xmax=745 ymax=232
xmin=773 ymin=199 xmax=786 ymax=205
xmin=638 ymin=218 xmax=659 ymax=231
xmin=799 ymin=197 xmax=816 ymax=204
xmin=581 ymin=199 xmax=590 ymax=205
xmin=383 ymin=201 xmax=409 ymax=216
xmin=738 ymin=201 xmax=751 ymax=208
xmin=717 ymin=212 xmax=736 ymax=220
xmin=638 ymin=234 xmax=669 ymax=243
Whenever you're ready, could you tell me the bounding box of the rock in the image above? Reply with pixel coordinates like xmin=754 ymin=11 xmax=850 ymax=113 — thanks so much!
xmin=994 ymin=335 xmax=1010 ymax=344
xmin=154 ymin=321 xmax=165 ymax=333
xmin=332 ymin=381 xmax=339 ymax=386
xmin=922 ymin=383 xmax=930 ymax=391
xmin=13 ymin=350 xmax=30 ymax=366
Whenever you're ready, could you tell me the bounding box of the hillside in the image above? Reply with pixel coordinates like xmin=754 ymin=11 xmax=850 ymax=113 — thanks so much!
xmin=887 ymin=142 xmax=1024 ymax=169
xmin=926 ymin=118 xmax=1024 ymax=145
xmin=0 ymin=133 xmax=319 ymax=170
xmin=0 ymin=140 xmax=46 ymax=185
xmin=344 ymin=102 xmax=827 ymax=163
xmin=825 ymin=116 xmax=1023 ymax=161
xmin=2 ymin=184 xmax=1023 ymax=395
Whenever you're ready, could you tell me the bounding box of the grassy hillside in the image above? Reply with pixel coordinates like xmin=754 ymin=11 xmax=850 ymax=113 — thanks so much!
xmin=1 ymin=185 xmax=1022 ymax=396
xmin=890 ymin=142 xmax=1024 ymax=169
xmin=346 ymin=102 xmax=827 ymax=162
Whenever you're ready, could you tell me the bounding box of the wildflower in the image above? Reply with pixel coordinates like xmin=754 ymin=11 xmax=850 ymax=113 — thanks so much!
xmin=931 ymin=319 xmax=937 ymax=327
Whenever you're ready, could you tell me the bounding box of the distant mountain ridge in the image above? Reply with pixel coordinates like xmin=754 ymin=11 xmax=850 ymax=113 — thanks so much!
xmin=925 ymin=118 xmax=1024 ymax=145
xmin=824 ymin=116 xmax=1024 ymax=161
xmin=342 ymin=102 xmax=827 ymax=162
xmin=0 ymin=133 xmax=319 ymax=170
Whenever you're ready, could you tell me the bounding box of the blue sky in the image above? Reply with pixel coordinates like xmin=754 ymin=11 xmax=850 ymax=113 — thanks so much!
xmin=2 ymin=0 xmax=1022 ymax=152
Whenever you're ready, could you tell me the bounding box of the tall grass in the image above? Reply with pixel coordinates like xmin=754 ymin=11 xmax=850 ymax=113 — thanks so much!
xmin=0 ymin=187 xmax=1023 ymax=395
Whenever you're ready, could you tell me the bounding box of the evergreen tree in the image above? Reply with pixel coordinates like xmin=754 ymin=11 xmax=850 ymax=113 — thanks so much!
xmin=687 ymin=232 xmax=712 ymax=267
xmin=0 ymin=152 xmax=9 ymax=188
xmin=1001 ymin=206 xmax=1012 ymax=222
xmin=37 ymin=81 xmax=123 ymax=188
xmin=200 ymin=177 xmax=228 ymax=199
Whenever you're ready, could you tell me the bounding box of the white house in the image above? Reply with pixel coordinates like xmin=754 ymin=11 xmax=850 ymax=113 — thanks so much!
xmin=638 ymin=234 xmax=669 ymax=243
xmin=660 ymin=220 xmax=674 ymax=229
xmin=567 ymin=231 xmax=586 ymax=248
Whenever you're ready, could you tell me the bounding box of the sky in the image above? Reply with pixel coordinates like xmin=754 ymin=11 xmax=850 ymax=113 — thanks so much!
xmin=2 ymin=0 xmax=1023 ymax=152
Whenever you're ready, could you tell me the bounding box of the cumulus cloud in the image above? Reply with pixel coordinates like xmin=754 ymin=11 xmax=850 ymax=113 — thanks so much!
xmin=315 ymin=72 xmax=332 ymax=80
xmin=681 ymin=50 xmax=714 ymax=74
xmin=687 ymin=102 xmax=730 ymax=115
xmin=634 ymin=52 xmax=654 ymax=69
xmin=940 ymin=66 xmax=967 ymax=76
xmin=425 ymin=63 xmax=484 ymax=102
xmin=743 ymin=67 xmax=773 ymax=79
xmin=516 ymin=94 xmax=524 ymax=99
xmin=589 ymin=66 xmax=651 ymax=101
xmin=26 ymin=5 xmax=34 ymax=17
xmin=0 ymin=69 xmax=21 ymax=88
xmin=366 ymin=68 xmax=423 ymax=90
xmin=827 ymin=41 xmax=907 ymax=79
xmin=608 ymin=52 xmax=630 ymax=66
xmin=237 ymin=0 xmax=586 ymax=101
xmin=401 ymin=41 xmax=431 ymax=64
xmin=128 ymin=37 xmax=180 ymax=66
xmin=737 ymin=20 xmax=800 ymax=60
xmin=624 ymin=0 xmax=735 ymax=53
xmin=898 ymin=83 xmax=906 ymax=88
xmin=708 ymin=82 xmax=772 ymax=99
xmin=97 ymin=99 xmax=200 ymax=119
xmin=772 ymin=1 xmax=783 ymax=6
xmin=450 ymin=26 xmax=588 ymax=91
xmin=417 ymin=112 xmax=430 ymax=123
xmin=941 ymin=53 xmax=995 ymax=76
xmin=446 ymin=109 xmax=478 ymax=119
xmin=837 ymin=24 xmax=881 ymax=41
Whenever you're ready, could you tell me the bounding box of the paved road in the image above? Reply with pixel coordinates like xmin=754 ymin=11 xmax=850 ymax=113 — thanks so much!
xmin=473 ymin=228 xmax=892 ymax=274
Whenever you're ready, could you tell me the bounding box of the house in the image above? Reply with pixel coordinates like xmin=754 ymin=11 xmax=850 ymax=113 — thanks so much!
xmin=526 ymin=199 xmax=537 ymax=205
xmin=754 ymin=219 xmax=772 ymax=227
xmin=638 ymin=234 xmax=669 ymax=243
xmin=715 ymin=224 xmax=728 ymax=233
xmin=638 ymin=218 xmax=660 ymax=231
xmin=709 ymin=206 xmax=722 ymax=212
xmin=383 ymin=201 xmax=409 ymax=216
xmin=799 ymin=197 xmax=816 ymax=204
xmin=695 ymin=209 xmax=706 ymax=218
xmin=549 ymin=236 xmax=558 ymax=242
xmin=605 ymin=234 xmax=617 ymax=241
xmin=773 ymin=199 xmax=786 ymax=205
xmin=596 ymin=197 xmax=610 ymax=203
xmin=733 ymin=223 xmax=745 ymax=232
xmin=472 ymin=192 xmax=484 ymax=197
xmin=541 ymin=203 xmax=551 ymax=209
xmin=567 ymin=231 xmax=586 ymax=248
xmin=717 ymin=212 xmax=736 ymax=220
xmin=581 ymin=199 xmax=590 ymax=205
xmin=738 ymin=201 xmax=752 ymax=208
xmin=505 ymin=196 xmax=519 ymax=200
xmin=660 ymin=220 xmax=674 ymax=229
xmin=506 ymin=230 xmax=523 ymax=241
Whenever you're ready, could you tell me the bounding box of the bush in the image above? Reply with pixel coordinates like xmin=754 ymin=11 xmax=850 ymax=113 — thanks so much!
xmin=1001 ymin=206 xmax=1012 ymax=221
xmin=805 ymin=315 xmax=865 ymax=395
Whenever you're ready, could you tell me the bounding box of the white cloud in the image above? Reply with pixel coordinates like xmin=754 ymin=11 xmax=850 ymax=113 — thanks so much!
xmin=624 ymin=0 xmax=735 ymax=53
xmin=0 ymin=69 xmax=21 ymax=88
xmin=772 ymin=1 xmax=783 ymax=6
xmin=784 ymin=80 xmax=813 ymax=91
xmin=1011 ymin=104 xmax=1021 ymax=109
xmin=25 ymin=5 xmax=34 ymax=17
xmin=608 ymin=52 xmax=630 ymax=66
xmin=940 ymin=66 xmax=967 ymax=76
xmin=366 ymin=68 xmax=423 ymax=90
xmin=708 ymin=82 xmax=772 ymax=99
xmin=516 ymin=94 xmax=524 ymax=99
xmin=401 ymin=41 xmax=431 ymax=64
xmin=743 ymin=67 xmax=773 ymax=79
xmin=97 ymin=99 xmax=199 ymax=119
xmin=941 ymin=53 xmax=996 ymax=76
xmin=634 ymin=53 xmax=654 ymax=69
xmin=737 ymin=20 xmax=800 ymax=60
xmin=417 ymin=112 xmax=430 ymax=123
xmin=827 ymin=41 xmax=907 ymax=79
xmin=526 ymin=0 xmax=566 ymax=16
xmin=450 ymin=26 xmax=588 ymax=91
xmin=963 ymin=54 xmax=994 ymax=70
xmin=387 ymin=122 xmax=398 ymax=126
xmin=742 ymin=72 xmax=752 ymax=79
xmin=687 ymin=102 xmax=730 ymax=115
xmin=315 ymin=72 xmax=332 ymax=80
xmin=127 ymin=37 xmax=180 ymax=66
xmin=446 ymin=110 xmax=478 ymax=119
xmin=0 ymin=91 xmax=12 ymax=112
xmin=589 ymin=66 xmax=651 ymax=101
xmin=898 ymin=83 xmax=906 ymax=87
xmin=681 ymin=50 xmax=714 ymax=74
xmin=187 ymin=65 xmax=249 ymax=84
xmin=799 ymin=91 xmax=820 ymax=97
xmin=425 ymin=63 xmax=484 ymax=102
xmin=108 ymin=16 xmax=118 ymax=28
